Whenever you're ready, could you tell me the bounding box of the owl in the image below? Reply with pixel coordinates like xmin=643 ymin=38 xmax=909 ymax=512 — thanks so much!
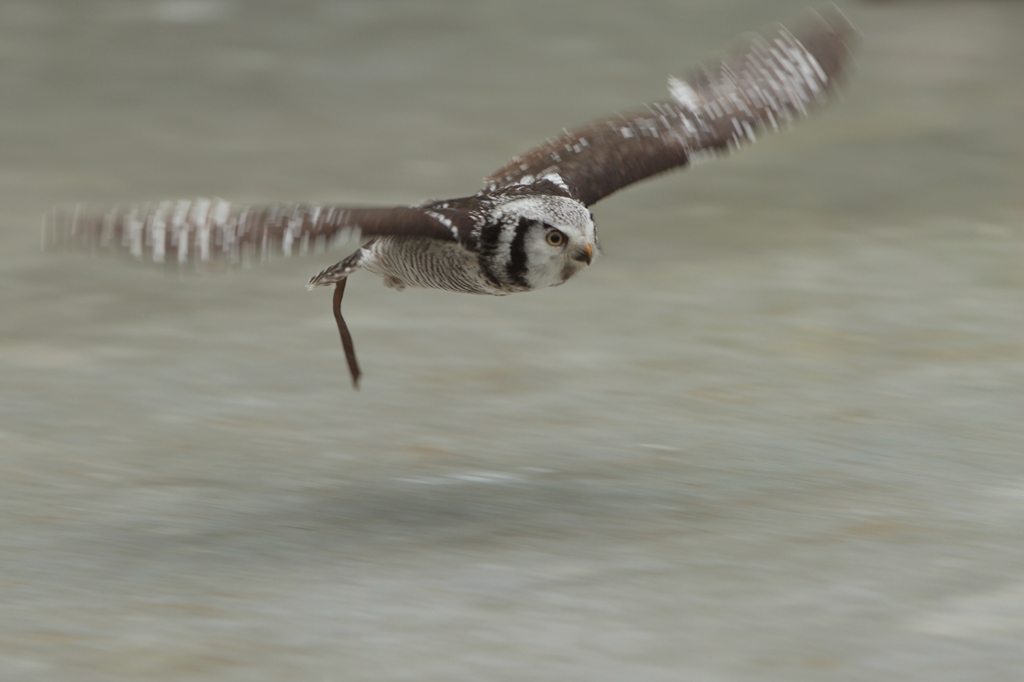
xmin=44 ymin=11 xmax=856 ymax=387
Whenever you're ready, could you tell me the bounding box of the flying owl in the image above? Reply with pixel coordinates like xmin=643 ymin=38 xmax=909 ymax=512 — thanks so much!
xmin=44 ymin=11 xmax=856 ymax=388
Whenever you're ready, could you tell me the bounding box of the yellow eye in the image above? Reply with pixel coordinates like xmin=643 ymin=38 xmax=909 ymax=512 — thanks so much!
xmin=545 ymin=230 xmax=565 ymax=246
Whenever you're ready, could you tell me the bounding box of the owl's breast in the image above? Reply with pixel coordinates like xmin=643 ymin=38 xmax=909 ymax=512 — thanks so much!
xmin=361 ymin=237 xmax=510 ymax=295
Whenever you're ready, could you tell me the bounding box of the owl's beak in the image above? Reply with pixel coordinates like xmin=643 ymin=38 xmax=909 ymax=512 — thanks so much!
xmin=572 ymin=243 xmax=594 ymax=265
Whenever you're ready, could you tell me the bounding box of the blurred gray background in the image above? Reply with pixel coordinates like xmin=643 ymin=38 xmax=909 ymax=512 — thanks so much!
xmin=2 ymin=1 xmax=1022 ymax=680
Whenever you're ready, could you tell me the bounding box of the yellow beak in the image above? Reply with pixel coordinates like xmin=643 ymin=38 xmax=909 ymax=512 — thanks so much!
xmin=573 ymin=243 xmax=594 ymax=265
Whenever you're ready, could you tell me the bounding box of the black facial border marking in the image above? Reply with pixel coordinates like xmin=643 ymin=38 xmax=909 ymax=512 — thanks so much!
xmin=476 ymin=220 xmax=505 ymax=287
xmin=506 ymin=216 xmax=533 ymax=288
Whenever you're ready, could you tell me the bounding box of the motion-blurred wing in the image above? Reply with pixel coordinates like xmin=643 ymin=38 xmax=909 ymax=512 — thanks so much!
xmin=42 ymin=199 xmax=466 ymax=270
xmin=485 ymin=10 xmax=856 ymax=207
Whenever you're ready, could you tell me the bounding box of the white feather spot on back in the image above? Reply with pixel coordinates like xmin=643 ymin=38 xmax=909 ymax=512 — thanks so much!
xmin=668 ymin=76 xmax=701 ymax=111
xmin=541 ymin=172 xmax=570 ymax=193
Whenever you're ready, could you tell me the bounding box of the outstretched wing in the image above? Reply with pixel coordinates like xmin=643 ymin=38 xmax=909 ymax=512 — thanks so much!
xmin=485 ymin=10 xmax=856 ymax=207
xmin=42 ymin=198 xmax=468 ymax=270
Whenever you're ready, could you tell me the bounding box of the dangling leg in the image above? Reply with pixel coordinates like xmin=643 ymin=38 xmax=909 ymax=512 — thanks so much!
xmin=308 ymin=248 xmax=366 ymax=388
xmin=332 ymin=279 xmax=362 ymax=389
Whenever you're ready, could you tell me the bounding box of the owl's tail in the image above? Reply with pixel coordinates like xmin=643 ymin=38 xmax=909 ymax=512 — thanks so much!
xmin=306 ymin=250 xmax=365 ymax=289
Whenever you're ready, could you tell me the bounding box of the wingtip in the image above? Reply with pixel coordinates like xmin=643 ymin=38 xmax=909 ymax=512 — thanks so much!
xmin=819 ymin=3 xmax=857 ymax=35
xmin=820 ymin=8 xmax=858 ymax=61
xmin=802 ymin=4 xmax=860 ymax=86
xmin=802 ymin=4 xmax=859 ymax=49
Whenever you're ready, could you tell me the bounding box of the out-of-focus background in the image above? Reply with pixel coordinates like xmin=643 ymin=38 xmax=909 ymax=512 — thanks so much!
xmin=2 ymin=1 xmax=1022 ymax=680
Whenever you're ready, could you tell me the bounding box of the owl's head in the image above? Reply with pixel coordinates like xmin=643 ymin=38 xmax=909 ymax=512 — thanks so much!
xmin=490 ymin=195 xmax=598 ymax=290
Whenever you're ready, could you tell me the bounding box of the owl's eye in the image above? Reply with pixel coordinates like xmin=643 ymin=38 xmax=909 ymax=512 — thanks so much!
xmin=545 ymin=230 xmax=565 ymax=247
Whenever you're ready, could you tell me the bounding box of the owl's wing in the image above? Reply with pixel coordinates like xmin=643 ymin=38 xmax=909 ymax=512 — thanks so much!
xmin=42 ymin=199 xmax=469 ymax=270
xmin=484 ymin=10 xmax=855 ymax=207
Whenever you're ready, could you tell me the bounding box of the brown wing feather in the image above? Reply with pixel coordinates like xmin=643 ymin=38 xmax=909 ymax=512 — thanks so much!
xmin=485 ymin=10 xmax=856 ymax=207
xmin=42 ymin=199 xmax=465 ymax=270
